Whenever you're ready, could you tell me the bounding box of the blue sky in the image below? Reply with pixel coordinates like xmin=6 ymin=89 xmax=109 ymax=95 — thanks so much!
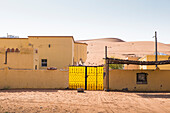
xmin=0 ymin=0 xmax=170 ymax=43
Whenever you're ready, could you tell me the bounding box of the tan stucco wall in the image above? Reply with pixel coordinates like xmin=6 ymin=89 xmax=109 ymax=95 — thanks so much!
xmin=33 ymin=49 xmax=39 ymax=70
xmin=0 ymin=38 xmax=29 ymax=48
xmin=28 ymin=36 xmax=74 ymax=69
xmin=74 ymin=43 xmax=87 ymax=65
xmin=0 ymin=69 xmax=68 ymax=89
xmin=0 ymin=48 xmax=37 ymax=70
xmin=109 ymin=69 xmax=170 ymax=91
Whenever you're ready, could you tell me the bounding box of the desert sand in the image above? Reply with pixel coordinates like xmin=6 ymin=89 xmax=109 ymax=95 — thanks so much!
xmin=78 ymin=38 xmax=170 ymax=65
xmin=0 ymin=90 xmax=170 ymax=113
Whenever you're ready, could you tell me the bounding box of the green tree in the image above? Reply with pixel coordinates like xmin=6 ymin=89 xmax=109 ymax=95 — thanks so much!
xmin=109 ymin=64 xmax=124 ymax=69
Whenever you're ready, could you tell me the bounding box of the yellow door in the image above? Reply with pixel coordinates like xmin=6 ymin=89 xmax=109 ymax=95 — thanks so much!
xmin=87 ymin=67 xmax=97 ymax=90
xmin=96 ymin=67 xmax=103 ymax=90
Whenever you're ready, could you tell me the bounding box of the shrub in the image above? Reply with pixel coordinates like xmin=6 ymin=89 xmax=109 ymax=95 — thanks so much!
xmin=109 ymin=64 xmax=124 ymax=69
xmin=1 ymin=86 xmax=10 ymax=90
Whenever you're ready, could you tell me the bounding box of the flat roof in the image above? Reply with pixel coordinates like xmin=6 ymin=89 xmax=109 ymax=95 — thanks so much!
xmin=28 ymin=36 xmax=75 ymax=42
xmin=0 ymin=36 xmax=88 ymax=45
xmin=28 ymin=36 xmax=73 ymax=38
xmin=28 ymin=36 xmax=87 ymax=45
xmin=75 ymin=42 xmax=88 ymax=45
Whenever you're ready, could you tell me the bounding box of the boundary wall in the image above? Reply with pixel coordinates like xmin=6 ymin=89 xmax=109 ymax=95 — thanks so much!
xmin=0 ymin=68 xmax=68 ymax=89
xmin=1 ymin=68 xmax=170 ymax=91
xmin=109 ymin=69 xmax=170 ymax=91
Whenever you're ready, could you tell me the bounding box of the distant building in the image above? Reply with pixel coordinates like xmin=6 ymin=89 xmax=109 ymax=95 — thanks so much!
xmin=0 ymin=34 xmax=19 ymax=38
xmin=139 ymin=55 xmax=170 ymax=70
xmin=7 ymin=35 xmax=19 ymax=38
xmin=124 ymin=55 xmax=170 ymax=70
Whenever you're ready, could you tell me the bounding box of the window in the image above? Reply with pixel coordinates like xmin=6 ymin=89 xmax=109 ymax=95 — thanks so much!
xmin=35 ymin=49 xmax=38 ymax=53
xmin=41 ymin=59 xmax=47 ymax=67
xmin=35 ymin=65 xmax=37 ymax=70
xmin=136 ymin=73 xmax=148 ymax=84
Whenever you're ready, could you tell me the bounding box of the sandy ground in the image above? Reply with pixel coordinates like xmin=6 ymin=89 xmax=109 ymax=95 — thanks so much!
xmin=0 ymin=90 xmax=170 ymax=113
xmin=78 ymin=38 xmax=170 ymax=65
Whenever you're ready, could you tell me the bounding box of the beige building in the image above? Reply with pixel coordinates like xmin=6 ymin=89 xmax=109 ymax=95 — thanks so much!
xmin=0 ymin=36 xmax=87 ymax=70
xmin=139 ymin=55 xmax=170 ymax=70
xmin=124 ymin=55 xmax=170 ymax=70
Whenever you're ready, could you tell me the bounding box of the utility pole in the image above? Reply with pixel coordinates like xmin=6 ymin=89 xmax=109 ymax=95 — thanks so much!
xmin=105 ymin=46 xmax=107 ymax=59
xmin=155 ymin=31 xmax=158 ymax=68
xmin=105 ymin=46 xmax=109 ymax=91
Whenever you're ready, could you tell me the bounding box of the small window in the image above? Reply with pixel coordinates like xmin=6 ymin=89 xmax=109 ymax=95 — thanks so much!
xmin=136 ymin=73 xmax=148 ymax=84
xmin=41 ymin=59 xmax=47 ymax=67
xmin=35 ymin=49 xmax=38 ymax=53
xmin=35 ymin=65 xmax=37 ymax=70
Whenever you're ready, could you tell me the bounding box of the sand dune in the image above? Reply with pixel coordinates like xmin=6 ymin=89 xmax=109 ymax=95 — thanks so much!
xmin=78 ymin=38 xmax=170 ymax=65
xmin=78 ymin=38 xmax=125 ymax=42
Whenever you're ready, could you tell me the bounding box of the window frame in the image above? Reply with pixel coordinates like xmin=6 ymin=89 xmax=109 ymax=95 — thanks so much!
xmin=41 ymin=59 xmax=47 ymax=67
xmin=136 ymin=73 xmax=148 ymax=84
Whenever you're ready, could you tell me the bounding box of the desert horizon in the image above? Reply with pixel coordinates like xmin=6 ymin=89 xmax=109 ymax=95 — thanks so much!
xmin=77 ymin=37 xmax=170 ymax=66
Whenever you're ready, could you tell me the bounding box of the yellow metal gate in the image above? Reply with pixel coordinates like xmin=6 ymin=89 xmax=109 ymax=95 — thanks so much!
xmin=69 ymin=66 xmax=85 ymax=89
xmin=96 ymin=67 xmax=104 ymax=90
xmin=69 ymin=66 xmax=103 ymax=90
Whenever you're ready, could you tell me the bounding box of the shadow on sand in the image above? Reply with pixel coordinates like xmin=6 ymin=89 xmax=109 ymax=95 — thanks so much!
xmin=0 ymin=89 xmax=87 ymax=93
xmin=137 ymin=94 xmax=170 ymax=99
xmin=0 ymin=89 xmax=59 ymax=93
xmin=106 ymin=90 xmax=170 ymax=99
